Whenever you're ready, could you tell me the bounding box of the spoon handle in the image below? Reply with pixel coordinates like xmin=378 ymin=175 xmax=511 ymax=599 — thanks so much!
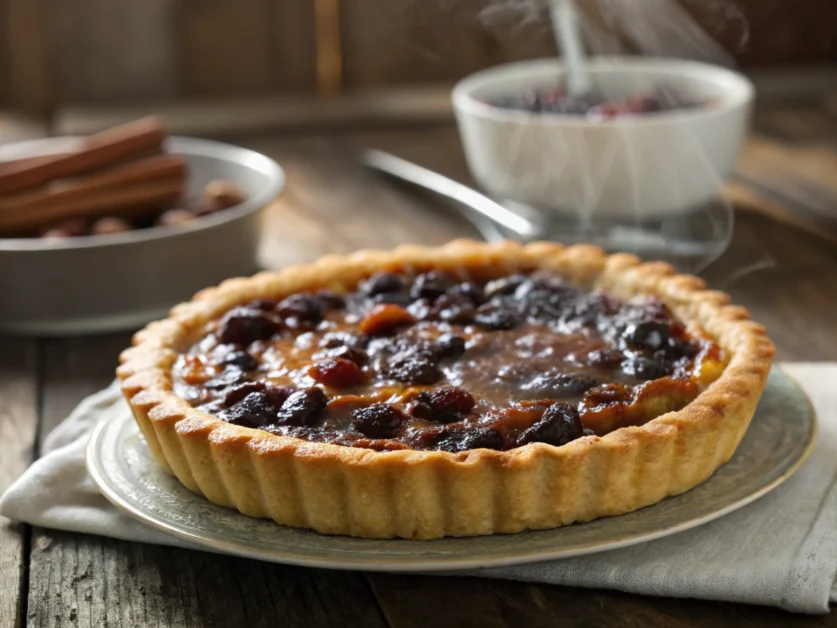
xmin=360 ymin=149 xmax=544 ymax=239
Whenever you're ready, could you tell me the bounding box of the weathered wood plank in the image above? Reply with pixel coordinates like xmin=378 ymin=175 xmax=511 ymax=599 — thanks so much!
xmin=26 ymin=333 xmax=388 ymax=628
xmin=368 ymin=574 xmax=835 ymax=628
xmin=340 ymin=0 xmax=556 ymax=88
xmin=244 ymin=133 xmax=478 ymax=270
xmin=5 ymin=0 xmax=53 ymax=116
xmin=0 ymin=338 xmax=38 ymax=628
xmin=52 ymin=0 xmax=178 ymax=103
xmin=179 ymin=0 xmax=316 ymax=97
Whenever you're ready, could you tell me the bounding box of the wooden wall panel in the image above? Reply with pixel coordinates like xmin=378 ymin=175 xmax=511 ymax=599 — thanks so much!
xmin=53 ymin=0 xmax=177 ymax=103
xmin=686 ymin=0 xmax=837 ymax=66
xmin=178 ymin=0 xmax=316 ymax=98
xmin=0 ymin=0 xmax=9 ymax=105
xmin=340 ymin=0 xmax=557 ymax=88
xmin=6 ymin=0 xmax=53 ymax=115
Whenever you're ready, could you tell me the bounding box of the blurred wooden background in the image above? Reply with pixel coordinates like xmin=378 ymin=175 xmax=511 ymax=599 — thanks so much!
xmin=0 ymin=0 xmax=835 ymax=122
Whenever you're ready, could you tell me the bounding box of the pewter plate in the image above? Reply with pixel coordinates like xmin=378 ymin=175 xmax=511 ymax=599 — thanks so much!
xmin=88 ymin=369 xmax=815 ymax=571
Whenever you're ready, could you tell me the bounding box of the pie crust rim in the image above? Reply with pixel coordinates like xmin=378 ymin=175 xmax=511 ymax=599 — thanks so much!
xmin=117 ymin=240 xmax=775 ymax=539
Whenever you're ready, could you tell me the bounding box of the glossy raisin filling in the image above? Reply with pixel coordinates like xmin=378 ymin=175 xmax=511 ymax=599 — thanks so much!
xmin=173 ymin=270 xmax=724 ymax=453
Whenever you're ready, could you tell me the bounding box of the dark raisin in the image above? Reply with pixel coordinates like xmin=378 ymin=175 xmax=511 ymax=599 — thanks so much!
xmin=623 ymin=321 xmax=670 ymax=352
xmin=515 ymin=402 xmax=583 ymax=448
xmin=621 ymin=355 xmax=673 ymax=380
xmin=264 ymin=386 xmax=296 ymax=408
xmin=276 ymin=294 xmax=324 ymax=325
xmin=516 ymin=276 xmax=572 ymax=299
xmin=223 ymin=381 xmax=266 ymax=406
xmin=664 ymin=337 xmax=700 ymax=360
xmin=410 ymin=387 xmax=475 ymax=423
xmin=219 ymin=391 xmax=282 ymax=428
xmin=406 ymin=298 xmax=434 ymax=320
xmin=371 ymin=292 xmax=413 ymax=307
xmin=520 ymin=372 xmax=599 ymax=398
xmin=474 ymin=303 xmax=521 ymax=330
xmin=587 ymin=348 xmax=625 ymax=369
xmin=309 ymin=358 xmax=364 ymax=388
xmin=433 ymin=333 xmax=466 ymax=360
xmin=204 ymin=368 xmax=248 ymax=390
xmin=352 ymin=403 xmax=405 ymax=439
xmin=249 ymin=298 xmax=279 ymax=310
xmin=410 ymin=272 xmax=452 ymax=300
xmin=407 ymin=425 xmax=451 ymax=450
xmin=387 ymin=355 xmax=441 ymax=385
xmin=432 ymin=293 xmax=475 ymax=323
xmin=361 ymin=272 xmax=404 ymax=296
xmin=316 ymin=290 xmax=345 ymax=310
xmin=218 ymin=307 xmax=279 ymax=345
xmin=484 ymin=274 xmax=527 ymax=299
xmin=449 ymin=281 xmax=485 ymax=305
xmin=274 ymin=387 xmax=328 ymax=426
xmin=360 ymin=303 xmax=415 ymax=336
xmin=221 ymin=350 xmax=258 ymax=371
xmin=455 ymin=427 xmax=504 ymax=452
xmin=319 ymin=331 xmax=366 ymax=350
xmin=327 ymin=345 xmax=368 ymax=365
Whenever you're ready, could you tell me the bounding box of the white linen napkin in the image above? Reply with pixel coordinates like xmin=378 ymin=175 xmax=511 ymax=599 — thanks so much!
xmin=2 ymin=363 xmax=836 ymax=614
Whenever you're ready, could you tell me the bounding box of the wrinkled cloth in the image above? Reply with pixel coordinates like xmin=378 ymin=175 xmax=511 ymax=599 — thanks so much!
xmin=2 ymin=363 xmax=835 ymax=613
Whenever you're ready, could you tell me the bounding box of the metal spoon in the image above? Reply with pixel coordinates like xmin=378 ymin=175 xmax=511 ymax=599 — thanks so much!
xmin=361 ymin=149 xmax=546 ymax=242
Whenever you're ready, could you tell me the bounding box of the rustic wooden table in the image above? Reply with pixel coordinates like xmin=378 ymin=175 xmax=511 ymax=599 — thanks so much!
xmin=2 ymin=99 xmax=837 ymax=627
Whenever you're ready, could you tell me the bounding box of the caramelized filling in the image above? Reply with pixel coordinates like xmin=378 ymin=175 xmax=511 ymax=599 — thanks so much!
xmin=173 ymin=270 xmax=724 ymax=452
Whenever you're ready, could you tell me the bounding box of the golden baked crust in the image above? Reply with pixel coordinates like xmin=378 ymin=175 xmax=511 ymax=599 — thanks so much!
xmin=117 ymin=240 xmax=775 ymax=539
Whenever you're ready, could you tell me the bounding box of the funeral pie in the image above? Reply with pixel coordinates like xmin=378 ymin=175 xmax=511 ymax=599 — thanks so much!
xmin=118 ymin=240 xmax=774 ymax=539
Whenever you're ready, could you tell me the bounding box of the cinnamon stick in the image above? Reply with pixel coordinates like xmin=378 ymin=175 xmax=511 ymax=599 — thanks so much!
xmin=0 ymin=176 xmax=185 ymax=233
xmin=0 ymin=154 xmax=186 ymax=214
xmin=0 ymin=117 xmax=166 ymax=196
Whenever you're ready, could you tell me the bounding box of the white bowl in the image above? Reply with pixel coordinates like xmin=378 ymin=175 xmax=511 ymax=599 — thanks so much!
xmin=452 ymin=57 xmax=753 ymax=221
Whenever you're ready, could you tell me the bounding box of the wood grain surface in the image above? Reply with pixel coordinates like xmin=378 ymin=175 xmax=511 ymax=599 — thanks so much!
xmin=53 ymin=0 xmax=178 ymax=103
xmin=1 ymin=97 xmax=837 ymax=626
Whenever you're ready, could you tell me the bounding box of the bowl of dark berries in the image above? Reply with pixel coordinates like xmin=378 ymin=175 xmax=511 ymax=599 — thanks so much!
xmin=0 ymin=118 xmax=284 ymax=335
xmin=452 ymin=57 xmax=753 ymax=220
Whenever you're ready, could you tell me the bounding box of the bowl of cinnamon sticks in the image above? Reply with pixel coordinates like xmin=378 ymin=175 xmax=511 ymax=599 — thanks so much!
xmin=0 ymin=117 xmax=284 ymax=335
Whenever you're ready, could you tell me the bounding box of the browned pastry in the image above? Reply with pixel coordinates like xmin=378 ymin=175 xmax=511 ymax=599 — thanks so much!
xmin=118 ymin=240 xmax=774 ymax=539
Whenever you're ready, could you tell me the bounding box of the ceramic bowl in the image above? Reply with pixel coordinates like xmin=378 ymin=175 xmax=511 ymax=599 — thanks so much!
xmin=452 ymin=57 xmax=753 ymax=220
xmin=0 ymin=136 xmax=284 ymax=335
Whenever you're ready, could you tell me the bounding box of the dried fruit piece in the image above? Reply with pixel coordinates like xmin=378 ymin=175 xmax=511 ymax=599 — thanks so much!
xmin=410 ymin=387 xmax=475 ymax=423
xmin=220 ymin=391 xmax=280 ymax=428
xmin=474 ymin=303 xmax=521 ymax=330
xmin=309 ymin=358 xmax=364 ymax=388
xmin=433 ymin=333 xmax=466 ymax=360
xmin=277 ymin=294 xmax=324 ymax=326
xmin=221 ymin=350 xmax=258 ymax=371
xmin=515 ymin=402 xmax=582 ymax=447
xmin=352 ymin=403 xmax=405 ymax=439
xmin=360 ymin=303 xmax=415 ymax=336
xmin=218 ymin=307 xmax=279 ymax=345
xmin=410 ymin=272 xmax=452 ymax=300
xmin=361 ymin=272 xmax=404 ymax=297
xmin=275 ymin=387 xmax=328 ymax=426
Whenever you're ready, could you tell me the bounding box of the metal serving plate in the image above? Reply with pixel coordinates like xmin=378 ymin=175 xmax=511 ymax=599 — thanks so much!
xmin=87 ymin=369 xmax=815 ymax=571
xmin=0 ymin=137 xmax=284 ymax=335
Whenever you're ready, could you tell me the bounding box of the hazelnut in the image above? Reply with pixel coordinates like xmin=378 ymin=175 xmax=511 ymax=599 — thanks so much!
xmin=203 ymin=179 xmax=248 ymax=209
xmin=191 ymin=196 xmax=224 ymax=216
xmin=91 ymin=216 xmax=132 ymax=235
xmin=39 ymin=219 xmax=86 ymax=239
xmin=156 ymin=208 xmax=196 ymax=227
